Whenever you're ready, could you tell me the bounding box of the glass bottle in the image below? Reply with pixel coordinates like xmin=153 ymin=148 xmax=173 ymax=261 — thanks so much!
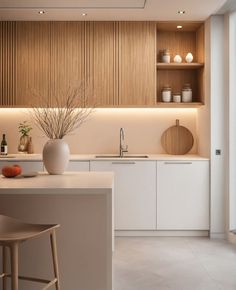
xmin=1 ymin=134 xmax=8 ymax=155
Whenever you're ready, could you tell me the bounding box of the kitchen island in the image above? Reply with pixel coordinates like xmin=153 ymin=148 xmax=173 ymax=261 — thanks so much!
xmin=0 ymin=172 xmax=114 ymax=290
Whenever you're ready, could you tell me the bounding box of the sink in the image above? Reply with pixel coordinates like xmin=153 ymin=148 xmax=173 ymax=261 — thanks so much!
xmin=95 ymin=155 xmax=149 ymax=159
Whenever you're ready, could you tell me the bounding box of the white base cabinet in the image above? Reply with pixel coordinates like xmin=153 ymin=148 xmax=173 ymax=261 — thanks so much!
xmin=0 ymin=158 xmax=210 ymax=234
xmin=0 ymin=161 xmax=43 ymax=173
xmin=67 ymin=161 xmax=89 ymax=171
xmin=156 ymin=161 xmax=209 ymax=230
xmin=90 ymin=161 xmax=156 ymax=230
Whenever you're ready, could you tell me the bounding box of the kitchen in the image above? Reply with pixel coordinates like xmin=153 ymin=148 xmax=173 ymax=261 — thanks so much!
xmin=0 ymin=0 xmax=236 ymax=290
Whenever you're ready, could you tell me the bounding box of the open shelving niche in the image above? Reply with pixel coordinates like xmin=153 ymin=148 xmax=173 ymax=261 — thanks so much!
xmin=156 ymin=22 xmax=205 ymax=108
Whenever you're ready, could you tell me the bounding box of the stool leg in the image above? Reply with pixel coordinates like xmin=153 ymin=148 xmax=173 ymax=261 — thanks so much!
xmin=50 ymin=230 xmax=60 ymax=290
xmin=2 ymin=246 xmax=7 ymax=290
xmin=10 ymin=243 xmax=19 ymax=290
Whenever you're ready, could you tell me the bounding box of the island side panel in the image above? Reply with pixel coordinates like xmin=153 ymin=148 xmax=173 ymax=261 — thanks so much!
xmin=0 ymin=192 xmax=112 ymax=290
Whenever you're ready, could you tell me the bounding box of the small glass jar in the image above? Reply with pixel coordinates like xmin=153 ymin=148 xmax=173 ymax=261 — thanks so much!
xmin=162 ymin=86 xmax=172 ymax=102
xmin=182 ymin=84 xmax=192 ymax=102
xmin=173 ymin=93 xmax=181 ymax=103
xmin=162 ymin=49 xmax=170 ymax=63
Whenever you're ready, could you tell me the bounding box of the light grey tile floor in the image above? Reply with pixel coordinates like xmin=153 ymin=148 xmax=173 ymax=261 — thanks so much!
xmin=113 ymin=237 xmax=236 ymax=290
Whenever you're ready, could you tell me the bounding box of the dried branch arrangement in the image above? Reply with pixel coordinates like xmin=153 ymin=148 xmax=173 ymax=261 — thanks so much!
xmin=29 ymin=86 xmax=94 ymax=139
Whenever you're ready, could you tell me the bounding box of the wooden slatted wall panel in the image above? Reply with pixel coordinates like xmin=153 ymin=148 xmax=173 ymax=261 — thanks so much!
xmin=16 ymin=22 xmax=51 ymax=107
xmin=196 ymin=24 xmax=205 ymax=104
xmin=118 ymin=22 xmax=156 ymax=106
xmin=85 ymin=22 xmax=119 ymax=106
xmin=50 ymin=22 xmax=85 ymax=106
xmin=0 ymin=22 xmax=16 ymax=106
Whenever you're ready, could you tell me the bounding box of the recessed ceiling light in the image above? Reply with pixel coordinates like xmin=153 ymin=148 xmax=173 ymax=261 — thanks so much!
xmin=178 ymin=10 xmax=186 ymax=14
xmin=177 ymin=25 xmax=183 ymax=29
xmin=38 ymin=10 xmax=45 ymax=15
xmin=82 ymin=13 xmax=87 ymax=16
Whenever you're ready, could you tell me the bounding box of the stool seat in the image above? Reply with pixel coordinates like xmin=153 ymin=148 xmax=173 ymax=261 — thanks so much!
xmin=0 ymin=215 xmax=59 ymax=242
xmin=0 ymin=214 xmax=60 ymax=290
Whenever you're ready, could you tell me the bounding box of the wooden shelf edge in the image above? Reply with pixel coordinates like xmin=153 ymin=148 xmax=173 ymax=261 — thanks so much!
xmin=156 ymin=102 xmax=203 ymax=108
xmin=156 ymin=63 xmax=204 ymax=70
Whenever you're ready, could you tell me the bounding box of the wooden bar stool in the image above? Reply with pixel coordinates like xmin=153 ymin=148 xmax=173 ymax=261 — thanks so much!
xmin=0 ymin=215 xmax=60 ymax=290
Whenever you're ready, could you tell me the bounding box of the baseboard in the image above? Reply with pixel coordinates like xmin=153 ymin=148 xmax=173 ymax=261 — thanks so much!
xmin=115 ymin=230 xmax=209 ymax=237
xmin=210 ymin=232 xmax=226 ymax=239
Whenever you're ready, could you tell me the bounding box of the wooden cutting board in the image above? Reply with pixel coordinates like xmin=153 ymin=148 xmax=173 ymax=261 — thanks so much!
xmin=161 ymin=119 xmax=194 ymax=155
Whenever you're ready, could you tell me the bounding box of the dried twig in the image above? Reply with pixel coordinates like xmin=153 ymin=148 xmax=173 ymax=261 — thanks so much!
xmin=29 ymin=85 xmax=95 ymax=139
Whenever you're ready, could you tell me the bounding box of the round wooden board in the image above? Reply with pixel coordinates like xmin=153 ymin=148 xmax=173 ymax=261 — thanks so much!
xmin=161 ymin=119 xmax=194 ymax=155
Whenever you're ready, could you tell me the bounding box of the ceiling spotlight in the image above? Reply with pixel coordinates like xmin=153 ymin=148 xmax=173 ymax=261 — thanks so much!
xmin=82 ymin=13 xmax=87 ymax=16
xmin=177 ymin=25 xmax=183 ymax=29
xmin=178 ymin=10 xmax=186 ymax=14
xmin=38 ymin=10 xmax=45 ymax=15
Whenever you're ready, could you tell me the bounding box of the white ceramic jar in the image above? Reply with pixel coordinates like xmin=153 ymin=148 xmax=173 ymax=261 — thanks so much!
xmin=182 ymin=84 xmax=192 ymax=102
xmin=173 ymin=93 xmax=181 ymax=103
xmin=162 ymin=49 xmax=170 ymax=63
xmin=162 ymin=87 xmax=172 ymax=102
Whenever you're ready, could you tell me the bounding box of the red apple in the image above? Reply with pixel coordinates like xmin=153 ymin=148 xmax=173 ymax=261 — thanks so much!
xmin=2 ymin=164 xmax=22 ymax=178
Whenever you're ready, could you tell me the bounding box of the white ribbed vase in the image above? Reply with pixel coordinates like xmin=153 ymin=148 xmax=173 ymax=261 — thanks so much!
xmin=43 ymin=139 xmax=70 ymax=175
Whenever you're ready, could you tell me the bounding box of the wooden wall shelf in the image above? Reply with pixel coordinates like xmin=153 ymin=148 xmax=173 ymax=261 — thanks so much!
xmin=0 ymin=21 xmax=205 ymax=108
xmin=156 ymin=63 xmax=204 ymax=70
xmin=156 ymin=22 xmax=205 ymax=106
xmin=156 ymin=102 xmax=203 ymax=108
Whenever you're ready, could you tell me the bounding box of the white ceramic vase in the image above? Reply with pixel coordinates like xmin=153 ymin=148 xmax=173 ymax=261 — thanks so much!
xmin=43 ymin=139 xmax=70 ymax=175
xmin=174 ymin=55 xmax=182 ymax=63
xmin=185 ymin=52 xmax=193 ymax=63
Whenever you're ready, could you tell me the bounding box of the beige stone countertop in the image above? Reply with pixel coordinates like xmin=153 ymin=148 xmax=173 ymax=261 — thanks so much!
xmin=0 ymin=153 xmax=209 ymax=161
xmin=0 ymin=171 xmax=114 ymax=192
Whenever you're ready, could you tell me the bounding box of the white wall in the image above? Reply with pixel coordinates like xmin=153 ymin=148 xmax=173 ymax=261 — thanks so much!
xmin=228 ymin=11 xmax=236 ymax=232
xmin=0 ymin=108 xmax=197 ymax=155
xmin=197 ymin=20 xmax=210 ymax=158
xmin=202 ymin=15 xmax=226 ymax=238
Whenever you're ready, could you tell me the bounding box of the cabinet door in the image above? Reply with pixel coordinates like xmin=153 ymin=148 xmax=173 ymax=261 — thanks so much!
xmin=50 ymin=22 xmax=85 ymax=105
xmin=157 ymin=161 xmax=209 ymax=230
xmin=118 ymin=22 xmax=156 ymax=106
xmin=67 ymin=161 xmax=89 ymax=171
xmin=85 ymin=22 xmax=118 ymax=106
xmin=91 ymin=161 xmax=156 ymax=230
xmin=0 ymin=161 xmax=43 ymax=173
xmin=16 ymin=22 xmax=51 ymax=106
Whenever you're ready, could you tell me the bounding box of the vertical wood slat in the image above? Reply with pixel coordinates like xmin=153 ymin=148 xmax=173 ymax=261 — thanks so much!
xmin=196 ymin=24 xmax=205 ymax=104
xmin=85 ymin=21 xmax=119 ymax=106
xmin=0 ymin=21 xmax=157 ymax=108
xmin=0 ymin=21 xmax=16 ymax=106
xmin=118 ymin=21 xmax=156 ymax=106
xmin=16 ymin=22 xmax=51 ymax=107
xmin=50 ymin=21 xmax=85 ymax=106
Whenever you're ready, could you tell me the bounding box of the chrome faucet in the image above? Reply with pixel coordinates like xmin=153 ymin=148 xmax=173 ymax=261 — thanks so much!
xmin=119 ymin=128 xmax=128 ymax=157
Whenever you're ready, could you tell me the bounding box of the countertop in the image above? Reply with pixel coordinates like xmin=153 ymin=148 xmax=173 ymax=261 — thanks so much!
xmin=0 ymin=172 xmax=114 ymax=193
xmin=0 ymin=153 xmax=209 ymax=161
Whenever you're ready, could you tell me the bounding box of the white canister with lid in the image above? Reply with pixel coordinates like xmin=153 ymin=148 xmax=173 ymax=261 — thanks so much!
xmin=162 ymin=87 xmax=172 ymax=102
xmin=182 ymin=84 xmax=192 ymax=102
xmin=162 ymin=49 xmax=170 ymax=63
xmin=173 ymin=93 xmax=181 ymax=103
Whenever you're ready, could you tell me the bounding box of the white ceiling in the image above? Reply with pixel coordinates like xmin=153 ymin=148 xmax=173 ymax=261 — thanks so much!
xmin=217 ymin=0 xmax=236 ymax=13
xmin=0 ymin=0 xmax=146 ymax=9
xmin=0 ymin=0 xmax=228 ymax=21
